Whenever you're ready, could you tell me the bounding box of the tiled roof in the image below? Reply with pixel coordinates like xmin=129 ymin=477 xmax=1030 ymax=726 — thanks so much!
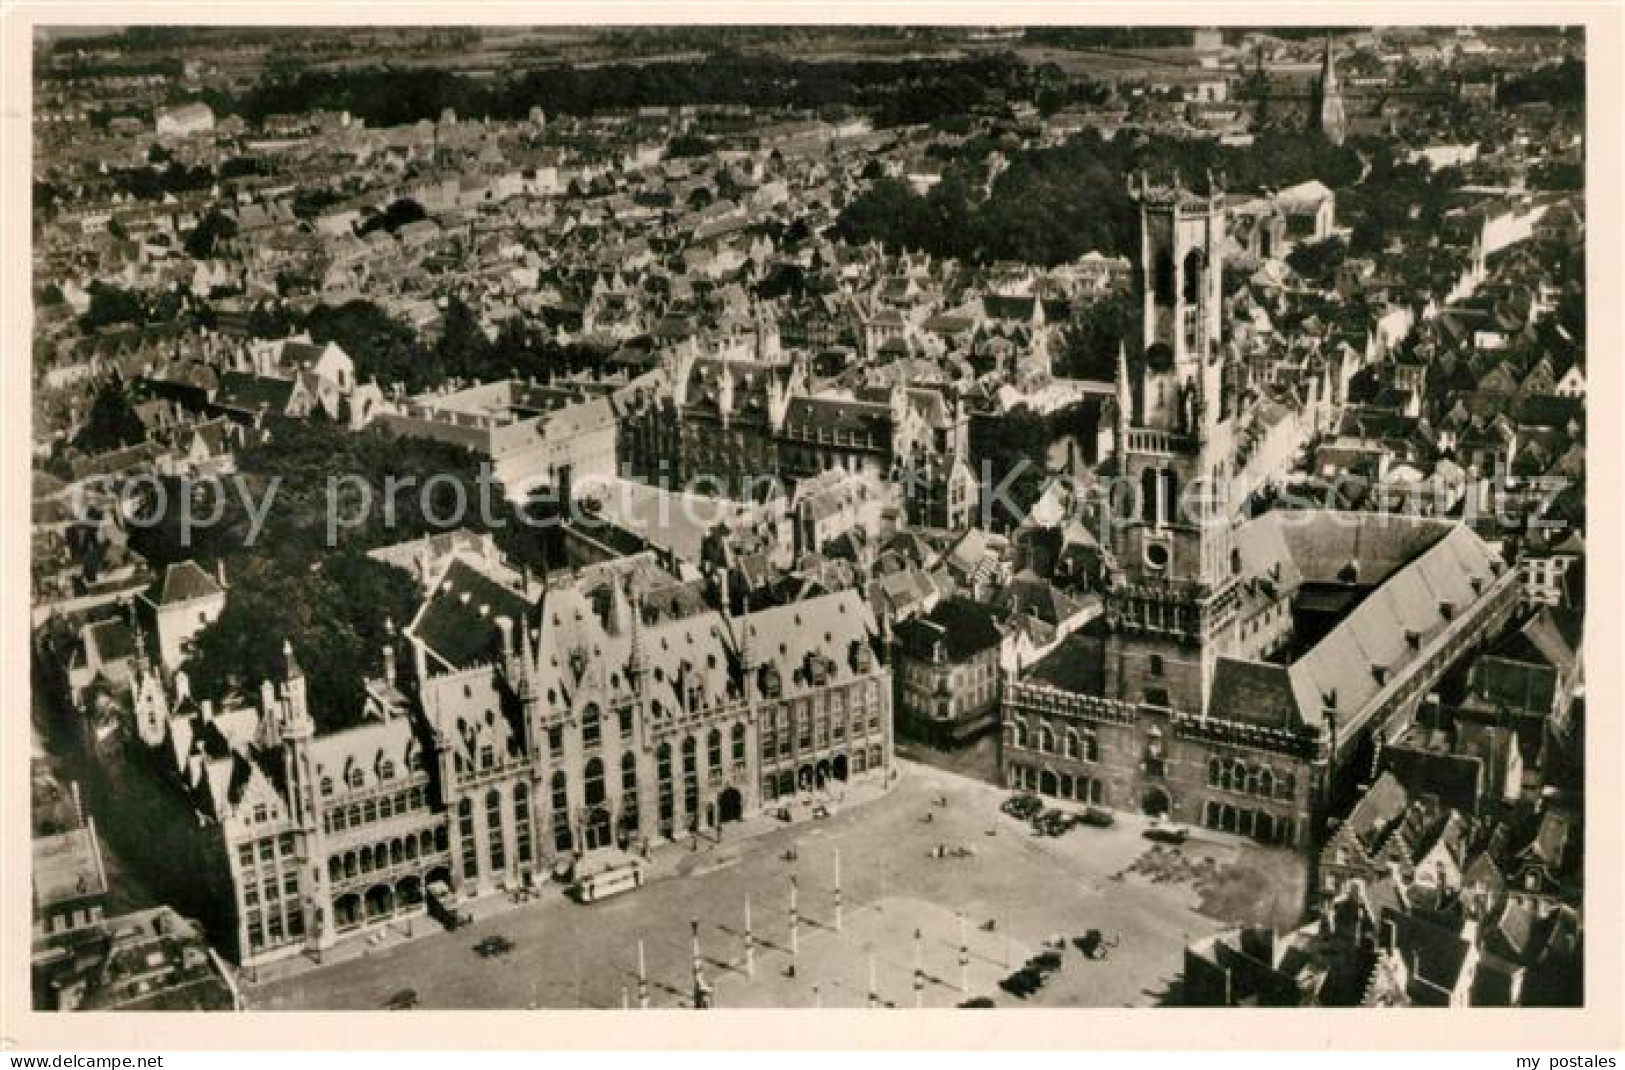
xmin=147 ymin=560 xmax=222 ymax=606
xmin=408 ymin=558 xmax=534 ymax=672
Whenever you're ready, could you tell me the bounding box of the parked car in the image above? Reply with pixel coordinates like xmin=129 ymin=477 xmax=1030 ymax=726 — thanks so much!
xmin=1001 ymin=793 xmax=1043 ymax=820
xmin=1144 ymin=819 xmax=1191 ymax=844
xmin=474 ymin=935 xmax=516 ymax=958
xmin=1078 ymin=806 xmax=1115 ymax=828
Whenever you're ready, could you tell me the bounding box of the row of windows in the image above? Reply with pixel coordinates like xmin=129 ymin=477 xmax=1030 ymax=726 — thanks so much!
xmin=1008 ymin=763 xmax=1108 ymax=805
xmin=330 ymin=828 xmax=448 ymax=884
xmin=457 ymin=785 xmax=537 ymax=879
xmin=242 ymin=868 xmax=299 ymax=909
xmin=762 ymin=710 xmax=881 ymax=761
xmin=1008 ymin=720 xmax=1101 ymax=762
xmin=237 ymin=832 xmax=296 ymax=873
xmin=319 ymin=753 xmax=425 ymax=796
xmin=325 ymin=786 xmax=428 ymax=834
xmin=1206 ymin=758 xmax=1297 ymax=801
xmin=246 ymin=903 xmax=305 ymax=951
xmin=1201 ymin=801 xmax=1297 ymax=845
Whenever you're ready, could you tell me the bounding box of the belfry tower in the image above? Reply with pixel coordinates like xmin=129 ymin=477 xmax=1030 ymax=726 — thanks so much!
xmin=1104 ymin=172 xmax=1240 ymax=717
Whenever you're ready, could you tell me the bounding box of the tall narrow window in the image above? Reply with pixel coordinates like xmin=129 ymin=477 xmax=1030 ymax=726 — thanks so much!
xmin=458 ymin=799 xmax=477 ymax=880
xmin=621 ymin=753 xmax=640 ymax=831
xmin=551 ymin=771 xmax=572 ymax=854
xmin=486 ymin=790 xmax=506 ymax=873
xmin=516 ymin=780 xmax=536 ymax=865
xmin=657 ymin=742 xmax=674 ymax=831
xmin=585 ymin=757 xmax=606 ymax=809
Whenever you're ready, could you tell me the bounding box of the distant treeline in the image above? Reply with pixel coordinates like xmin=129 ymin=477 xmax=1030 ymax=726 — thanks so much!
xmin=211 ymin=52 xmax=1036 ymax=128
xmin=1496 ymin=58 xmax=1585 ymax=109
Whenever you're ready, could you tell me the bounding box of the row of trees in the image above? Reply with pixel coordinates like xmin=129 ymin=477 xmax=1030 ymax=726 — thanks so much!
xmin=302 ymin=296 xmax=609 ymax=394
xmin=834 ymin=129 xmax=1364 ymax=266
xmin=127 ymin=411 xmax=566 ymax=726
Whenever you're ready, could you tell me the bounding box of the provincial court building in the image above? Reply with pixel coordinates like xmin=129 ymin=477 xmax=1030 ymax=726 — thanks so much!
xmin=123 ymin=557 xmax=892 ymax=968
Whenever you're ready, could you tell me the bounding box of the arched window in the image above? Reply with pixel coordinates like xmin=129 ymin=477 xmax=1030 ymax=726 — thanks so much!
xmin=362 ymin=800 xmax=377 ymax=824
xmin=1039 ymin=724 xmax=1056 ymax=754
xmin=378 ymin=759 xmax=396 ymax=781
xmin=1208 ymin=757 xmax=1223 ymax=787
xmin=1014 ymin=720 xmax=1030 ymax=749
xmin=707 ymin=729 xmax=723 ymax=772
xmin=329 ymin=857 xmax=343 ymax=881
xmin=1082 ymin=731 xmax=1100 ymax=763
xmin=1065 ymin=730 xmax=1081 ymax=760
xmin=347 ymin=804 xmax=361 ymax=828
xmin=582 ymin=704 xmax=602 ymax=749
xmin=1153 ymin=250 xmax=1175 ymax=305
xmin=378 ymin=795 xmax=393 ymax=820
xmin=359 ymin=845 xmax=373 ymax=872
xmin=1183 ymin=248 xmax=1205 ymax=305
xmin=320 ymin=777 xmax=334 ymax=797
xmin=348 ymin=767 xmax=365 ymax=789
xmin=731 ymin=723 xmax=747 ymax=763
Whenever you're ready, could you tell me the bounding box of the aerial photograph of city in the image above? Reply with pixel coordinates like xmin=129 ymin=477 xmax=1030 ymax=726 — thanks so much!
xmin=26 ymin=22 xmax=1586 ymax=1013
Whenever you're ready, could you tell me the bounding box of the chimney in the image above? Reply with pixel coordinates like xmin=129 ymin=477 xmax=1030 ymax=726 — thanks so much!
xmin=495 ymin=615 xmax=514 ymax=660
xmin=382 ymin=643 xmax=396 ymax=687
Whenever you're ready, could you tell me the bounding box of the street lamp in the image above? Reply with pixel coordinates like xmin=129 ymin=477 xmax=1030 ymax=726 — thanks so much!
xmin=833 ymin=848 xmax=843 ymax=932
xmin=787 ymin=874 xmax=799 ymax=978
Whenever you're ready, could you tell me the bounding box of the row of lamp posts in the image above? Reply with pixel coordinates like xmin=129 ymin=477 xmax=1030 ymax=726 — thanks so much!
xmin=626 ymin=846 xmax=983 ymax=1009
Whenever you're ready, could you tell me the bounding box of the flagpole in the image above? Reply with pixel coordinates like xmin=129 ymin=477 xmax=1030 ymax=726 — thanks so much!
xmin=637 ymin=938 xmax=649 ymax=1009
xmin=788 ymin=874 xmax=799 ymax=978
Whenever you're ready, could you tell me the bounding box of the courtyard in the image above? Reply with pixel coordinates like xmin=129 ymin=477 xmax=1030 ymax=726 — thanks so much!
xmin=245 ymin=760 xmax=1307 ymax=1010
